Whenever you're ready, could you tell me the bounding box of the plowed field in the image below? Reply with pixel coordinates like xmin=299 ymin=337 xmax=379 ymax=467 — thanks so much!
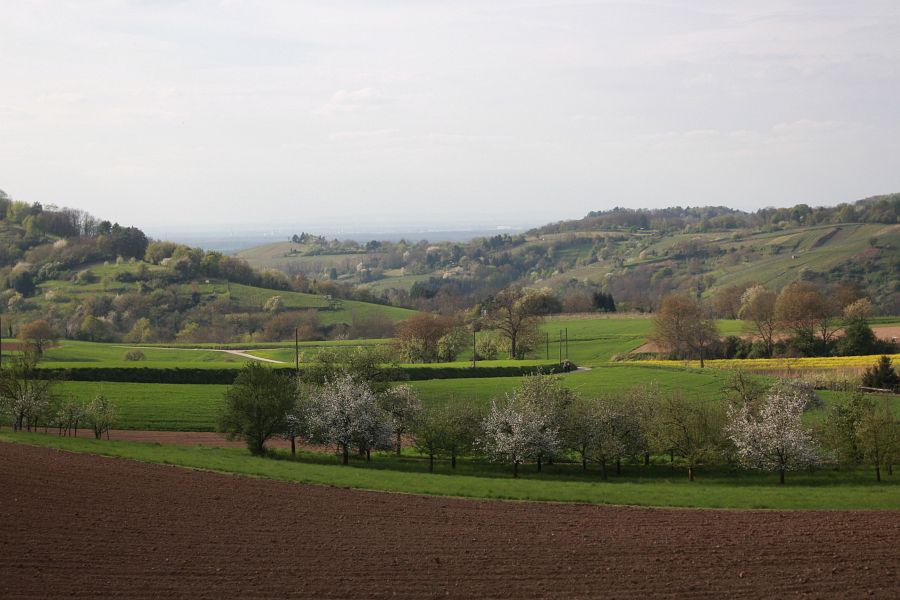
xmin=1 ymin=442 xmax=898 ymax=599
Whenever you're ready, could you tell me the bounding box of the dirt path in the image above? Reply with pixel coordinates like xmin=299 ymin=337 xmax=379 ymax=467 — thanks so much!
xmin=1 ymin=442 xmax=898 ymax=599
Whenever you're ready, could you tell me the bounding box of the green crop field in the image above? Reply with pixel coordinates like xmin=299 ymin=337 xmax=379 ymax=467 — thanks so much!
xmin=55 ymin=381 xmax=228 ymax=431
xmin=53 ymin=365 xmax=727 ymax=432
xmin=37 ymin=340 xmax=246 ymax=368
xmin=4 ymin=433 xmax=896 ymax=510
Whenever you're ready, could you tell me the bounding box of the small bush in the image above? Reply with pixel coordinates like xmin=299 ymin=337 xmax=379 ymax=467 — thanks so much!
xmin=862 ymin=356 xmax=900 ymax=391
xmin=124 ymin=350 xmax=146 ymax=362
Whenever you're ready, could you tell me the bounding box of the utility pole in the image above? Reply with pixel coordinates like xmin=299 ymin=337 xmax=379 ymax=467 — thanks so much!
xmin=558 ymin=330 xmax=562 ymax=365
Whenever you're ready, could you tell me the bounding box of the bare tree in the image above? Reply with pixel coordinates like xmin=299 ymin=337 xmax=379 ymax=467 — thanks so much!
xmin=487 ymin=287 xmax=548 ymax=360
xmin=650 ymin=294 xmax=719 ymax=367
xmin=775 ymin=282 xmax=840 ymax=347
xmin=739 ymin=285 xmax=778 ymax=357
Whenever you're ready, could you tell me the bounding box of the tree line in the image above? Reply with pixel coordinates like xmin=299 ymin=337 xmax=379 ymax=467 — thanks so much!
xmin=0 ymin=350 xmax=117 ymax=439
xmin=217 ymin=358 xmax=900 ymax=484
xmin=650 ymin=281 xmax=897 ymax=364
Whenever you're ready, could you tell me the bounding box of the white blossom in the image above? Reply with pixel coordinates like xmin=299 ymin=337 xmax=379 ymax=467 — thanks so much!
xmin=481 ymin=394 xmax=559 ymax=477
xmin=307 ymin=374 xmax=392 ymax=464
xmin=727 ymin=381 xmax=819 ymax=483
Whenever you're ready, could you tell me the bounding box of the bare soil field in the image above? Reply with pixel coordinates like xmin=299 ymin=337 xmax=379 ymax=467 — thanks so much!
xmin=1 ymin=442 xmax=898 ymax=599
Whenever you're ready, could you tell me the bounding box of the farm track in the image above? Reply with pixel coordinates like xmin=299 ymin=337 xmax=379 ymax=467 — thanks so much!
xmin=2 ymin=443 xmax=899 ymax=599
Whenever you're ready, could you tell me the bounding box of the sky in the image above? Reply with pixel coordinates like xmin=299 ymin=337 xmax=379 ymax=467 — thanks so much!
xmin=2 ymin=0 xmax=899 ymax=233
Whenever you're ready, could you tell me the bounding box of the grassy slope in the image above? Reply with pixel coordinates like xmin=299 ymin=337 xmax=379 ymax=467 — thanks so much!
xmin=235 ymin=241 xmax=368 ymax=272
xmin=522 ymin=223 xmax=900 ymax=293
xmin=3 ymin=433 xmax=896 ymax=510
xmin=34 ymin=260 xmax=417 ymax=329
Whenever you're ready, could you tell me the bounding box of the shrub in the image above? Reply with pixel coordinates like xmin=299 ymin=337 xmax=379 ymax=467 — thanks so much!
xmin=124 ymin=350 xmax=146 ymax=362
xmin=862 ymin=356 xmax=900 ymax=391
xmin=218 ymin=363 xmax=295 ymax=455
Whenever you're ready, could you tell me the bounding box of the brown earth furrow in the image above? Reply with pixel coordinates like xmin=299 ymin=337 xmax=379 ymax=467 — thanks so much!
xmin=1 ymin=442 xmax=898 ymax=599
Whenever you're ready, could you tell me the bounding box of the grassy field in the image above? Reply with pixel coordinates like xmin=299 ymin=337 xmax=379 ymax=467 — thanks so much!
xmin=37 ymin=340 xmax=247 ymax=368
xmin=4 ymin=432 xmax=896 ymax=510
xmin=56 ymin=381 xmax=227 ymax=431
xmin=536 ymin=317 xmax=747 ymax=365
xmin=53 ymin=365 xmax=726 ymax=431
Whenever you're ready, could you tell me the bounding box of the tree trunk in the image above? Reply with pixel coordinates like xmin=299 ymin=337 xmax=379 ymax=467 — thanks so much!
xmin=451 ymin=449 xmax=457 ymax=469
xmin=779 ymin=468 xmax=785 ymax=485
xmin=616 ymin=458 xmax=621 ymax=475
xmin=601 ymin=458 xmax=607 ymax=481
xmin=582 ymin=457 xmax=587 ymax=471
xmin=428 ymin=453 xmax=434 ymax=473
xmin=366 ymin=448 xmax=371 ymax=462
xmin=644 ymin=452 xmax=650 ymax=466
xmin=688 ymin=465 xmax=694 ymax=482
xmin=537 ymin=455 xmax=542 ymax=472
xmin=396 ymin=431 xmax=402 ymax=456
xmin=290 ymin=436 xmax=296 ymax=457
xmin=342 ymin=445 xmax=349 ymax=465
xmin=876 ymin=464 xmax=881 ymax=483
xmin=513 ymin=460 xmax=519 ymax=478
xmin=888 ymin=462 xmax=893 ymax=476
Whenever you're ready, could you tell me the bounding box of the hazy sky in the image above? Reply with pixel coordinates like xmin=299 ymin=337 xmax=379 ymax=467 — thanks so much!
xmin=2 ymin=0 xmax=899 ymax=231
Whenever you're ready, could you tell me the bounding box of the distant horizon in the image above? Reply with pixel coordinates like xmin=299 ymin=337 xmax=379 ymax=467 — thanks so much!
xmin=3 ymin=183 xmax=896 ymax=251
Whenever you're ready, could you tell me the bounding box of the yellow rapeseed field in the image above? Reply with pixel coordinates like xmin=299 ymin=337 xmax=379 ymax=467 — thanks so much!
xmin=640 ymin=354 xmax=900 ymax=371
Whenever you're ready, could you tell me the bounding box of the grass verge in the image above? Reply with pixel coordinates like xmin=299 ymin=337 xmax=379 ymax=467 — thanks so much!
xmin=3 ymin=432 xmax=897 ymax=510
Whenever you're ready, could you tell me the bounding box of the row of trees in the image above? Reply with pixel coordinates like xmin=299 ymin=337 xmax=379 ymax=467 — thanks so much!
xmin=219 ymin=363 xmax=899 ymax=484
xmin=394 ymin=286 xmax=558 ymax=362
xmin=650 ymin=282 xmax=895 ymax=363
xmin=538 ymin=195 xmax=900 ymax=235
xmin=0 ymin=352 xmax=117 ymax=439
